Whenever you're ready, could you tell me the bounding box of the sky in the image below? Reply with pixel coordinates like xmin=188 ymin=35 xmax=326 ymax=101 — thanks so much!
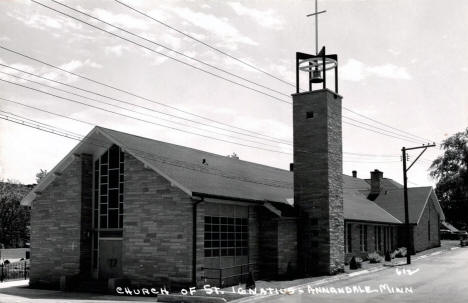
xmin=0 ymin=0 xmax=466 ymax=186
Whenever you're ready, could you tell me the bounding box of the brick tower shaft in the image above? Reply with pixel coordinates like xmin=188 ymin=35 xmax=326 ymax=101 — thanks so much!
xmin=293 ymin=89 xmax=344 ymax=275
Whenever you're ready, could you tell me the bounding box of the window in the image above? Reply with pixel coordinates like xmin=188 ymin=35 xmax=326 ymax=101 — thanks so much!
xmin=428 ymin=220 xmax=431 ymax=241
xmin=95 ymin=145 xmax=124 ymax=230
xmin=346 ymin=223 xmax=352 ymax=253
xmin=359 ymin=225 xmax=367 ymax=252
xmin=384 ymin=226 xmax=388 ymax=252
xmin=204 ymin=216 xmax=248 ymax=257
xmin=377 ymin=226 xmax=382 ymax=252
xmin=390 ymin=227 xmax=394 ymax=250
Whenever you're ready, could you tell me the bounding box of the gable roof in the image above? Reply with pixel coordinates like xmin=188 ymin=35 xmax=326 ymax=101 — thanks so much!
xmin=23 ymin=126 xmax=424 ymax=225
xmin=373 ymin=187 xmax=445 ymax=224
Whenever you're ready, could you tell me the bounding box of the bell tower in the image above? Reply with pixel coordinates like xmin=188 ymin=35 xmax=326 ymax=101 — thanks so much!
xmin=292 ymin=1 xmax=344 ymax=275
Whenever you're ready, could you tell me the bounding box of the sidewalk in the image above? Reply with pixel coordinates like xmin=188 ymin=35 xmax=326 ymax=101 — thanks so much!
xmin=0 ymin=241 xmax=460 ymax=303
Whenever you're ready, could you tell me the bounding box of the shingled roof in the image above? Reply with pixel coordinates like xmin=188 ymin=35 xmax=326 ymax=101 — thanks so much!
xmin=24 ymin=126 xmax=439 ymax=225
xmin=373 ymin=187 xmax=445 ymax=223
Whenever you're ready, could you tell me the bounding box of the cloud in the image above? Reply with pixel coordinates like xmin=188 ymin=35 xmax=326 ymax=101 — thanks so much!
xmin=104 ymin=44 xmax=129 ymax=57
xmin=340 ymin=59 xmax=412 ymax=81
xmin=228 ymin=2 xmax=284 ymax=30
xmin=165 ymin=6 xmax=257 ymax=50
xmin=7 ymin=11 xmax=82 ymax=32
xmin=91 ymin=8 xmax=150 ymax=30
xmin=59 ymin=59 xmax=102 ymax=71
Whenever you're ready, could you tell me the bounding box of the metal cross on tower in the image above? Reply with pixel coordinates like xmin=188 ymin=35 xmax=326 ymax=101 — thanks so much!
xmin=306 ymin=0 xmax=327 ymax=55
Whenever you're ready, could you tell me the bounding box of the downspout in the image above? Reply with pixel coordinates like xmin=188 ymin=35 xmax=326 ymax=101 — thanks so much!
xmin=192 ymin=197 xmax=204 ymax=286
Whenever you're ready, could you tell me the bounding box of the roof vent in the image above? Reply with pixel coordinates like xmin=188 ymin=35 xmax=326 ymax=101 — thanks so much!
xmin=352 ymin=170 xmax=357 ymax=178
xmin=202 ymin=158 xmax=208 ymax=166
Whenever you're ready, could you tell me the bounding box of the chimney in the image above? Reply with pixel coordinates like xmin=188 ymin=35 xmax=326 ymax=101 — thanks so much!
xmin=352 ymin=170 xmax=357 ymax=178
xmin=369 ymin=169 xmax=383 ymax=199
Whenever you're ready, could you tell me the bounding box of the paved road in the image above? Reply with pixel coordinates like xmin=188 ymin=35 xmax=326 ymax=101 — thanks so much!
xmin=0 ymin=247 xmax=467 ymax=302
xmin=253 ymin=247 xmax=468 ymax=303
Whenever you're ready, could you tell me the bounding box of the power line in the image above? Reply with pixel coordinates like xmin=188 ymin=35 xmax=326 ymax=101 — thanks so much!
xmin=2 ymin=96 xmax=407 ymax=163
xmin=0 ymin=79 xmax=294 ymax=155
xmin=0 ymin=70 xmax=287 ymax=149
xmin=0 ymin=108 xmax=403 ymax=178
xmin=0 ymin=112 xmax=294 ymax=189
xmin=115 ymin=0 xmax=435 ymax=144
xmin=114 ymin=0 xmax=296 ymax=89
xmin=343 ymin=120 xmax=422 ymax=145
xmin=0 ymin=59 xmax=423 ymax=147
xmin=51 ymin=0 xmax=290 ymax=99
xmin=0 ymin=109 xmax=83 ymax=139
xmin=31 ymin=0 xmax=291 ymax=105
xmin=343 ymin=116 xmax=425 ymax=144
xmin=0 ymin=45 xmax=291 ymax=145
xmin=0 ymin=57 xmax=423 ymax=153
xmin=343 ymin=107 xmax=433 ymax=143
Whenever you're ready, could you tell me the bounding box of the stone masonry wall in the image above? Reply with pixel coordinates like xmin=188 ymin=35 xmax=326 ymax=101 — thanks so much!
xmin=122 ymin=154 xmax=193 ymax=287
xmin=293 ymin=89 xmax=344 ymax=275
xmin=258 ymin=212 xmax=278 ymax=279
xmin=79 ymin=154 xmax=93 ymax=276
xmin=30 ymin=155 xmax=84 ymax=288
xmin=277 ymin=218 xmax=297 ymax=276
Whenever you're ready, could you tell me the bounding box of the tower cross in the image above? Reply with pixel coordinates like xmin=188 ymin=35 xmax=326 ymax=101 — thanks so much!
xmin=306 ymin=0 xmax=327 ymax=55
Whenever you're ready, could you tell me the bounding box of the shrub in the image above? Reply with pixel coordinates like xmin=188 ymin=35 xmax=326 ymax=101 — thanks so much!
xmin=394 ymin=247 xmax=407 ymax=258
xmin=349 ymin=256 xmax=362 ymax=270
xmin=368 ymin=252 xmax=382 ymax=263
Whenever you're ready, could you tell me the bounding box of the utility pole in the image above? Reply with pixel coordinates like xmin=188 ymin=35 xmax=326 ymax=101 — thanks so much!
xmin=402 ymin=143 xmax=436 ymax=264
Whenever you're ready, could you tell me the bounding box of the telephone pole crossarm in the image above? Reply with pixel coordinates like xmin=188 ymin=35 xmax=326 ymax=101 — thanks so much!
xmin=401 ymin=143 xmax=436 ymax=265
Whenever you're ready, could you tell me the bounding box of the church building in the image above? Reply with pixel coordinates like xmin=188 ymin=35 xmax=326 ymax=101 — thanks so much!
xmin=21 ymin=47 xmax=444 ymax=290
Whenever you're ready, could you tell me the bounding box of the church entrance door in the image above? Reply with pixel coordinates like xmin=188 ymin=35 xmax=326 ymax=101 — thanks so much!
xmin=98 ymin=239 xmax=123 ymax=280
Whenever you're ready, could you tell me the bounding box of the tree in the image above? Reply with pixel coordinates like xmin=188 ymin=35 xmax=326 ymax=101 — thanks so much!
xmin=0 ymin=181 xmax=30 ymax=248
xmin=430 ymin=128 xmax=468 ymax=230
xmin=35 ymin=169 xmax=48 ymax=184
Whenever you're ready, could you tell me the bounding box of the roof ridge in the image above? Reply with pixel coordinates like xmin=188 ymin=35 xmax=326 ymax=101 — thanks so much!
xmin=97 ymin=126 xmax=291 ymax=173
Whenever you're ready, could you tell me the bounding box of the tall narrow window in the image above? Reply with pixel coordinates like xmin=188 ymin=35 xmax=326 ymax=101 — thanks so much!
xmin=377 ymin=226 xmax=382 ymax=252
xmin=384 ymin=226 xmax=388 ymax=252
xmin=359 ymin=225 xmax=368 ymax=252
xmin=428 ymin=220 xmax=431 ymax=241
xmin=97 ymin=145 xmax=124 ymax=230
xmin=347 ymin=223 xmax=352 ymax=253
xmin=374 ymin=226 xmax=378 ymax=251
xmin=390 ymin=227 xmax=394 ymax=250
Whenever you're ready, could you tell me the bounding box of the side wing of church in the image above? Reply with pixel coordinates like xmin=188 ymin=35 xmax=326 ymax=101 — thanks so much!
xmin=21 ymin=126 xmax=444 ymax=289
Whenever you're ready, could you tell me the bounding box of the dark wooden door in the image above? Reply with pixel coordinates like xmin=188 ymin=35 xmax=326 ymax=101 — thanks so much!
xmin=98 ymin=240 xmax=122 ymax=280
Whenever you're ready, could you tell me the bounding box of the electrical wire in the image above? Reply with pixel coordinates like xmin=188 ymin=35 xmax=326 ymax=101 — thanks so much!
xmin=114 ymin=0 xmax=296 ymax=89
xmin=0 ymin=45 xmax=291 ymax=145
xmin=0 ymin=70 xmax=287 ymax=149
xmin=51 ymin=0 xmax=290 ymax=99
xmin=114 ymin=0 xmax=435 ymax=144
xmin=31 ymin=0 xmax=291 ymax=104
xmin=0 ymin=78 xmax=293 ymax=155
